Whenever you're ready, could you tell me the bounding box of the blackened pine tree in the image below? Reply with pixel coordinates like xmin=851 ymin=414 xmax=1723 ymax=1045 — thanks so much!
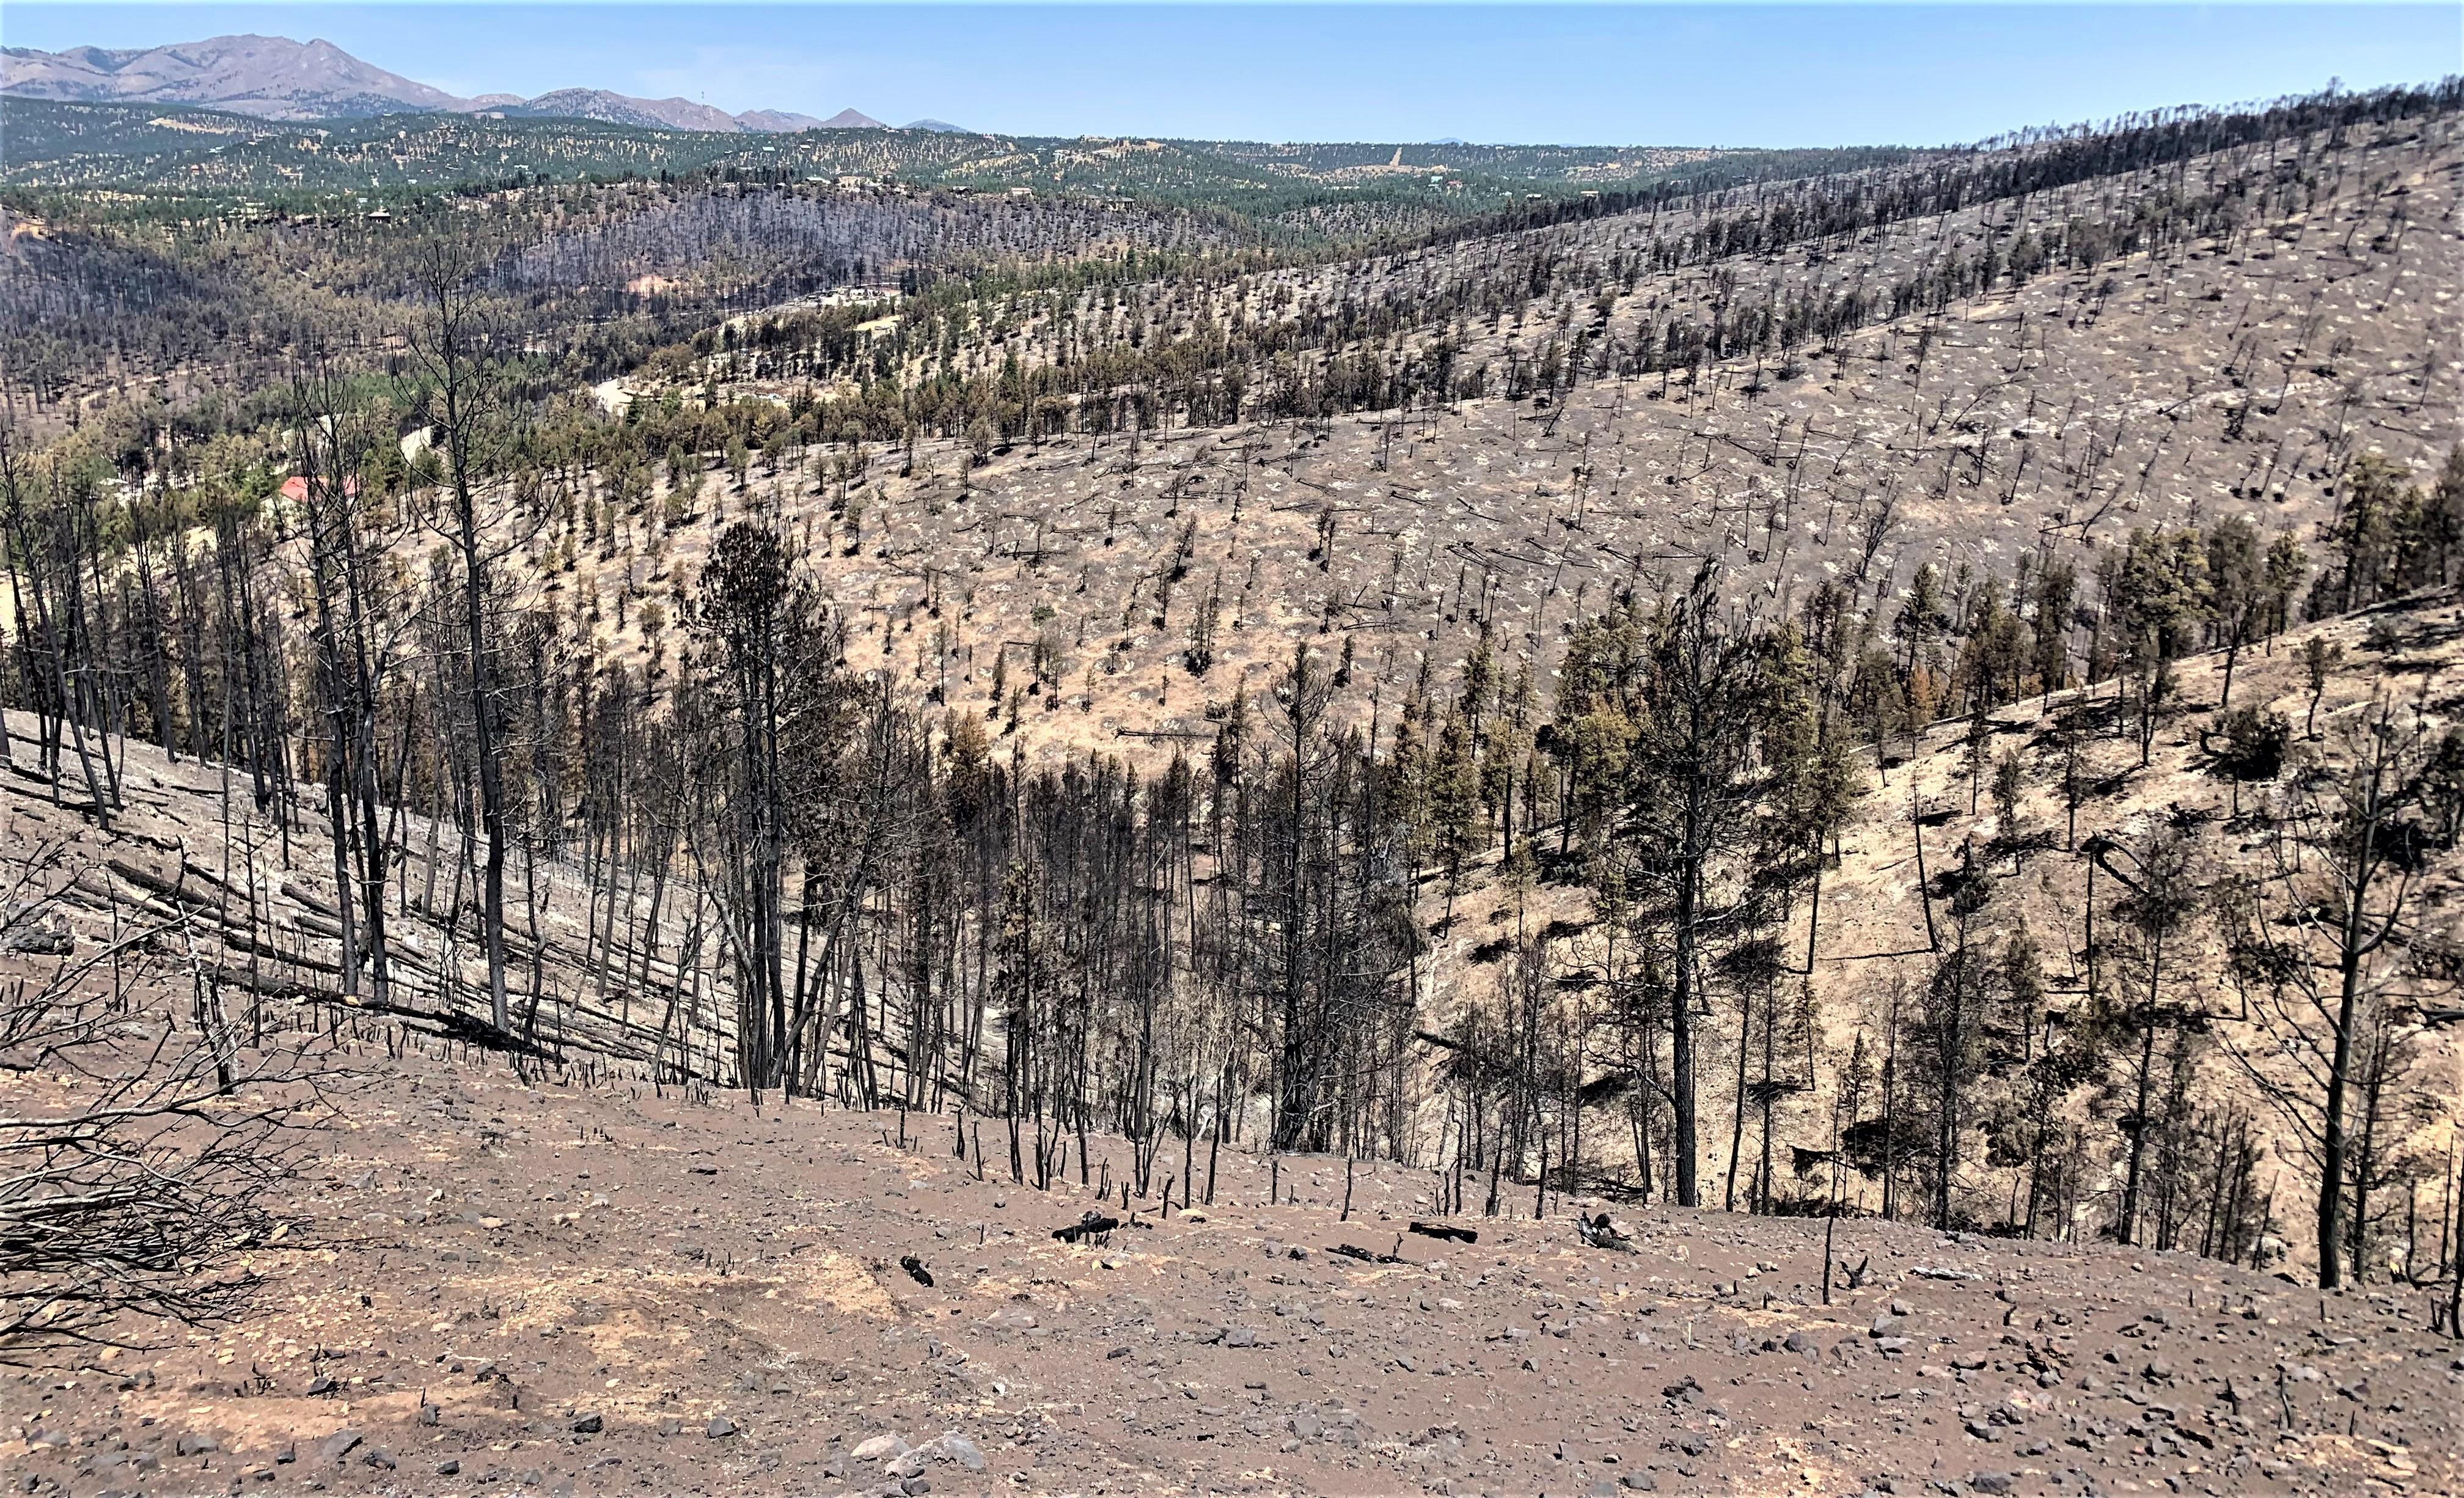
xmin=1624 ymin=560 xmax=1789 ymax=1208
xmin=691 ymin=520 xmax=845 ymax=1100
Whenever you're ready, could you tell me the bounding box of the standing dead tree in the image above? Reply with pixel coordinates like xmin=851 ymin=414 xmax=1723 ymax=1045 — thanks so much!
xmin=2221 ymin=697 xmax=2452 ymax=1289
xmin=287 ymin=369 xmax=416 ymax=1011
xmin=409 ymin=248 xmax=523 ymax=1032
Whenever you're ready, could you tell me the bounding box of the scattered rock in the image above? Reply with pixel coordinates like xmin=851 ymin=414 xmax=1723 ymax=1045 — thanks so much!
xmin=939 ymin=1434 xmax=987 ymax=1471
xmin=0 ymin=906 xmax=72 ymax=955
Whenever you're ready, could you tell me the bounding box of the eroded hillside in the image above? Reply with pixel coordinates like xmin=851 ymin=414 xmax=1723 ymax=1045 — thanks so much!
xmin=541 ymin=108 xmax=2463 ymax=765
xmin=4 ymin=86 xmax=2463 ymax=1494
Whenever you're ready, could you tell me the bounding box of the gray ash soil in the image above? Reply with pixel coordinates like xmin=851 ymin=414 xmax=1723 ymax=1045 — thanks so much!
xmin=7 ymin=1062 xmax=2453 ymax=1498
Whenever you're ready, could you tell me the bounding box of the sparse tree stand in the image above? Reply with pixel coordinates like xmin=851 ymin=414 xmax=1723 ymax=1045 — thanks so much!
xmin=696 ymin=523 xmax=810 ymax=1098
xmin=414 ymin=255 xmax=515 ymax=1032
xmin=0 ymin=433 xmax=116 ymax=829
xmin=2092 ymin=828 xmax=2197 ymax=1247
xmin=290 ymin=371 xmax=400 ymax=1012
xmin=1628 ymin=565 xmax=1777 ymax=1206
xmin=9 ymin=90 xmax=2464 ymax=1340
xmin=2224 ymin=700 xmax=2435 ymax=1290
xmin=2307 ymin=711 xmax=2417 ymax=1289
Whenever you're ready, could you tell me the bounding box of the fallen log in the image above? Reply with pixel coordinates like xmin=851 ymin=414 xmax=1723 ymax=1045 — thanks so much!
xmin=200 ymin=963 xmax=562 ymax=1062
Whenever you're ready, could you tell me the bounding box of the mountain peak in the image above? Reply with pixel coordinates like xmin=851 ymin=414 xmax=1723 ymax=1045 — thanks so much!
xmin=2 ymin=31 xmax=462 ymax=120
xmin=0 ymin=32 xmax=922 ymax=136
xmin=733 ymin=108 xmax=820 ymax=132
xmin=506 ymin=89 xmax=744 ymax=134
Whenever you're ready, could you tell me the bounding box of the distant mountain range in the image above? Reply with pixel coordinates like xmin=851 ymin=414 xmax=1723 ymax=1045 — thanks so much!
xmin=0 ymin=33 xmax=950 ymax=134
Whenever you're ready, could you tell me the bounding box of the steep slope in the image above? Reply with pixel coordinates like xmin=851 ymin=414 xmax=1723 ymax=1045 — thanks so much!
xmin=625 ymin=111 xmax=2458 ymax=766
xmin=0 ymin=691 xmax=2454 ymax=1496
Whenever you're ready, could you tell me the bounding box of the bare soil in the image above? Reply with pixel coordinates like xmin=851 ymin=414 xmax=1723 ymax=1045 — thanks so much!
xmin=6 ymin=1058 xmax=2455 ymax=1498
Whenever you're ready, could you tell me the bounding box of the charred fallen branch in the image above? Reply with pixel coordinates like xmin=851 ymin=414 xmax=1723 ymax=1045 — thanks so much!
xmin=1053 ymin=1211 xmax=1121 ymax=1247
xmin=2 ymin=846 xmax=326 ymax=1364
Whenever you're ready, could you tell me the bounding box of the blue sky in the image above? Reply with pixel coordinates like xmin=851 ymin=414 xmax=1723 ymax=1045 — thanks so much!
xmin=7 ymin=4 xmax=2455 ymax=145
